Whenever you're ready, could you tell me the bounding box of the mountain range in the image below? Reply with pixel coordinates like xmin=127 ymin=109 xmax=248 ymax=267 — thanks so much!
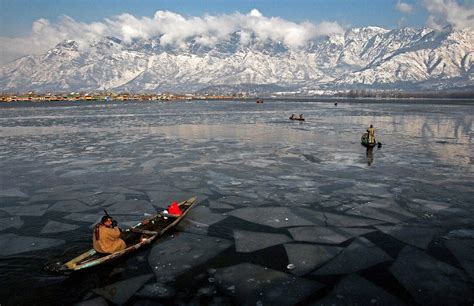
xmin=1 ymin=26 xmax=472 ymax=94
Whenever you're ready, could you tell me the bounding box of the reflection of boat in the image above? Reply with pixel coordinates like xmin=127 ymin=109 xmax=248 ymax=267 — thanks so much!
xmin=361 ymin=133 xmax=377 ymax=147
xmin=53 ymin=197 xmax=197 ymax=273
xmin=256 ymin=99 xmax=264 ymax=103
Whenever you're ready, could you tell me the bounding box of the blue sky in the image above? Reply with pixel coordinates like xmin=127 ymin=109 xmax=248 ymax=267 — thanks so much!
xmin=1 ymin=0 xmax=428 ymax=37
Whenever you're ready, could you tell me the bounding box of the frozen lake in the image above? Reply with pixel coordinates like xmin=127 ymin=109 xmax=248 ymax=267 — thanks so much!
xmin=0 ymin=99 xmax=473 ymax=305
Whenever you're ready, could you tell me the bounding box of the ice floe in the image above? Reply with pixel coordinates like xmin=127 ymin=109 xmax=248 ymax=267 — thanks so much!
xmin=105 ymin=200 xmax=156 ymax=216
xmin=0 ymin=216 xmax=24 ymax=231
xmin=135 ymin=282 xmax=176 ymax=298
xmin=390 ymin=246 xmax=474 ymax=305
xmin=213 ymin=263 xmax=324 ymax=306
xmin=148 ymin=233 xmax=232 ymax=283
xmin=73 ymin=296 xmax=108 ymax=306
xmin=185 ymin=206 xmax=227 ymax=226
xmin=40 ymin=221 xmax=80 ymax=234
xmin=284 ymin=243 xmax=342 ymax=276
xmin=313 ymin=274 xmax=403 ymax=305
xmin=0 ymin=233 xmax=64 ymax=257
xmin=229 ymin=207 xmax=315 ymax=228
xmin=408 ymin=199 xmax=452 ymax=213
xmin=64 ymin=213 xmax=102 ymax=224
xmin=0 ymin=188 xmax=29 ymax=198
xmin=234 ymin=230 xmax=292 ymax=253
xmin=293 ymin=208 xmax=385 ymax=227
xmin=375 ymin=224 xmax=439 ymax=249
xmin=314 ymin=237 xmax=392 ymax=275
xmin=445 ymin=239 xmax=474 ymax=280
xmin=93 ymin=274 xmax=153 ymax=304
xmin=288 ymin=226 xmax=375 ymax=244
xmin=0 ymin=204 xmax=49 ymax=216
xmin=48 ymin=200 xmax=94 ymax=213
xmin=346 ymin=201 xmax=416 ymax=224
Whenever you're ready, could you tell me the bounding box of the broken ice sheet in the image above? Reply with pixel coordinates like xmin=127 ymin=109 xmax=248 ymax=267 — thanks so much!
xmin=293 ymin=207 xmax=385 ymax=227
xmin=345 ymin=200 xmax=416 ymax=224
xmin=0 ymin=216 xmax=24 ymax=231
xmin=0 ymin=188 xmax=29 ymax=198
xmin=105 ymin=200 xmax=156 ymax=216
xmin=48 ymin=200 xmax=95 ymax=213
xmin=40 ymin=221 xmax=80 ymax=234
xmin=64 ymin=213 xmax=102 ymax=223
xmin=0 ymin=204 xmax=49 ymax=216
xmin=313 ymin=274 xmax=404 ymax=306
xmin=209 ymin=201 xmax=234 ymax=210
xmin=229 ymin=207 xmax=315 ymax=228
xmin=407 ymin=198 xmax=452 ymax=213
xmin=93 ymin=274 xmax=153 ymax=304
xmin=185 ymin=206 xmax=227 ymax=226
xmin=390 ymin=246 xmax=474 ymax=305
xmin=375 ymin=224 xmax=439 ymax=249
xmin=314 ymin=237 xmax=392 ymax=275
xmin=214 ymin=263 xmax=324 ymax=306
xmin=234 ymin=230 xmax=292 ymax=253
xmin=0 ymin=233 xmax=64 ymax=257
xmin=148 ymin=233 xmax=232 ymax=283
xmin=445 ymin=239 xmax=474 ymax=280
xmin=288 ymin=226 xmax=375 ymax=244
xmin=284 ymin=243 xmax=342 ymax=276
xmin=135 ymin=282 xmax=176 ymax=298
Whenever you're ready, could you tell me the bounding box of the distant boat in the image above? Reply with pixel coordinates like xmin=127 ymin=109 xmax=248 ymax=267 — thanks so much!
xmin=289 ymin=116 xmax=305 ymax=121
xmin=256 ymin=99 xmax=264 ymax=103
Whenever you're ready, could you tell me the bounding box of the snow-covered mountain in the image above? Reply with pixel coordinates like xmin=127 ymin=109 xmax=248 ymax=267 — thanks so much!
xmin=1 ymin=26 xmax=472 ymax=93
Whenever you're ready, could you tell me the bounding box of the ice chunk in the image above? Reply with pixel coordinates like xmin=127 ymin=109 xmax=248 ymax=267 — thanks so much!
xmin=390 ymin=246 xmax=474 ymax=305
xmin=213 ymin=263 xmax=323 ymax=306
xmin=408 ymin=199 xmax=451 ymax=213
xmin=48 ymin=200 xmax=94 ymax=213
xmin=174 ymin=218 xmax=209 ymax=235
xmin=346 ymin=201 xmax=416 ymax=223
xmin=0 ymin=233 xmax=64 ymax=257
xmin=105 ymin=200 xmax=156 ymax=216
xmin=40 ymin=221 xmax=80 ymax=234
xmin=234 ymin=230 xmax=292 ymax=253
xmin=135 ymin=282 xmax=176 ymax=298
xmin=0 ymin=216 xmax=24 ymax=231
xmin=229 ymin=207 xmax=315 ymax=228
xmin=314 ymin=274 xmax=403 ymax=305
xmin=185 ymin=206 xmax=227 ymax=226
xmin=218 ymin=195 xmax=253 ymax=206
xmin=101 ymin=194 xmax=126 ymax=207
xmin=0 ymin=188 xmax=29 ymax=198
xmin=284 ymin=244 xmax=342 ymax=276
xmin=294 ymin=208 xmax=385 ymax=227
xmin=445 ymin=229 xmax=474 ymax=239
xmin=209 ymin=201 xmax=234 ymax=210
xmin=314 ymin=237 xmax=392 ymax=275
xmin=445 ymin=239 xmax=474 ymax=280
xmin=288 ymin=226 xmax=375 ymax=244
xmin=64 ymin=213 xmax=102 ymax=223
xmin=0 ymin=204 xmax=49 ymax=216
xmin=148 ymin=233 xmax=232 ymax=283
xmin=93 ymin=274 xmax=153 ymax=304
xmin=375 ymin=224 xmax=439 ymax=249
xmin=73 ymin=296 xmax=108 ymax=306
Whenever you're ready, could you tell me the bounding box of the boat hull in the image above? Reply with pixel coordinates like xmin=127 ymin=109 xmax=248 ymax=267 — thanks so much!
xmin=361 ymin=133 xmax=376 ymax=147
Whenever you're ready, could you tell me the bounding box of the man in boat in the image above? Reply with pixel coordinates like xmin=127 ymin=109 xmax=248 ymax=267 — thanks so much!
xmin=299 ymin=114 xmax=304 ymax=120
xmin=167 ymin=201 xmax=183 ymax=216
xmin=93 ymin=216 xmax=126 ymax=254
xmin=367 ymin=124 xmax=375 ymax=144
xmin=290 ymin=114 xmax=295 ymax=119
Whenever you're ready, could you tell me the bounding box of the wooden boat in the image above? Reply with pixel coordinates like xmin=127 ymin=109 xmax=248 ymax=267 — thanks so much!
xmin=289 ymin=116 xmax=305 ymax=121
xmin=361 ymin=133 xmax=376 ymax=147
xmin=256 ymin=99 xmax=264 ymax=103
xmin=52 ymin=197 xmax=197 ymax=273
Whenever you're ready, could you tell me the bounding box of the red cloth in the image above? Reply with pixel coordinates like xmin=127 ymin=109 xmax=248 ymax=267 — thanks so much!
xmin=168 ymin=201 xmax=182 ymax=215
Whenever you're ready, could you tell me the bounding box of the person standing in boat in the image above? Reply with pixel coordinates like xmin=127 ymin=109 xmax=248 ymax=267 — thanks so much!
xmin=93 ymin=216 xmax=126 ymax=254
xmin=367 ymin=124 xmax=375 ymax=144
xmin=299 ymin=114 xmax=304 ymax=120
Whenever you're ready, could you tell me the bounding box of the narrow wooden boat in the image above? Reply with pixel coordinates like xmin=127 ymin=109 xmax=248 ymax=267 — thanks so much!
xmin=361 ymin=133 xmax=376 ymax=147
xmin=52 ymin=197 xmax=197 ymax=273
xmin=289 ymin=117 xmax=305 ymax=121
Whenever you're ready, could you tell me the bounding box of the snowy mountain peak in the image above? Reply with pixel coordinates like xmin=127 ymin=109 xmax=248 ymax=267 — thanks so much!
xmin=1 ymin=26 xmax=473 ymax=93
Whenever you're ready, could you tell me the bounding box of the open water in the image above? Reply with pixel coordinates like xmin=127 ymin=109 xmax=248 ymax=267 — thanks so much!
xmin=0 ymin=99 xmax=473 ymax=305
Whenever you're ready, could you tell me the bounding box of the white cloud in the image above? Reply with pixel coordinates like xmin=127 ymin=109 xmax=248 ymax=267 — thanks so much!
xmin=423 ymin=0 xmax=474 ymax=30
xmin=0 ymin=9 xmax=344 ymax=66
xmin=396 ymin=1 xmax=413 ymax=14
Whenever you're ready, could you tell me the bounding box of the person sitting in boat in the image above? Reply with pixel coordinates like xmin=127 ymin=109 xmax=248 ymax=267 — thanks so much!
xmin=167 ymin=201 xmax=183 ymax=216
xmin=290 ymin=114 xmax=296 ymax=119
xmin=299 ymin=114 xmax=304 ymax=120
xmin=93 ymin=216 xmax=126 ymax=254
xmin=367 ymin=124 xmax=375 ymax=144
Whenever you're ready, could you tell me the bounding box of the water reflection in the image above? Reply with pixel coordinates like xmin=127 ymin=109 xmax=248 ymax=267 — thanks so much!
xmin=366 ymin=147 xmax=374 ymax=166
